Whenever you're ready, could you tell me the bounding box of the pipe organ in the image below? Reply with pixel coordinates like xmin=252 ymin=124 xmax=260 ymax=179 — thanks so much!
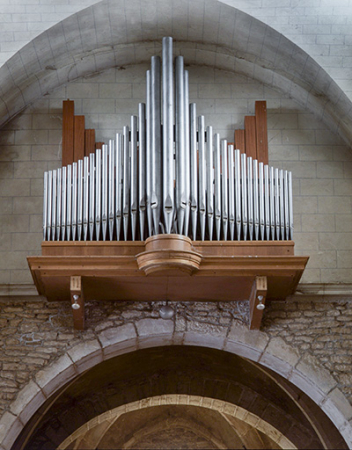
xmin=43 ymin=37 xmax=294 ymax=243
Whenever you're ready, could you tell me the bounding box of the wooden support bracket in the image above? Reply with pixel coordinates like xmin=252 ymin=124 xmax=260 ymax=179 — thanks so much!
xmin=249 ymin=276 xmax=267 ymax=330
xmin=70 ymin=276 xmax=85 ymax=330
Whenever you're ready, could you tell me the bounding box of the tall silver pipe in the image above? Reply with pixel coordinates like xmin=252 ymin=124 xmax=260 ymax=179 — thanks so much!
xmin=289 ymin=171 xmax=293 ymax=239
xmin=61 ymin=166 xmax=67 ymax=241
xmin=162 ymin=37 xmax=174 ymax=235
xmin=89 ymin=153 xmax=95 ymax=241
xmin=284 ymin=170 xmax=289 ymax=240
xmin=247 ymin=156 xmax=253 ymax=241
xmin=228 ymin=145 xmax=235 ymax=240
xmin=123 ymin=126 xmax=130 ymax=240
xmin=279 ymin=169 xmax=285 ymax=240
xmin=48 ymin=171 xmax=53 ymax=241
xmin=115 ymin=133 xmax=123 ymax=240
xmin=241 ymin=153 xmax=248 ymax=240
xmin=206 ymin=125 xmax=214 ymax=240
xmin=270 ymin=166 xmax=275 ymax=240
xmin=43 ymin=171 xmax=48 ymax=240
xmin=138 ymin=103 xmax=146 ymax=241
xmin=264 ymin=165 xmax=270 ymax=240
xmin=176 ymin=55 xmax=186 ymax=235
xmin=184 ymin=69 xmax=190 ymax=236
xmin=77 ymin=160 xmax=83 ymax=241
xmin=146 ymin=70 xmax=152 ymax=238
xmin=102 ymin=145 xmax=108 ymax=241
xmin=259 ymin=162 xmax=265 ymax=240
xmin=95 ymin=149 xmax=101 ymax=241
xmin=71 ymin=163 xmax=77 ymax=241
xmin=198 ymin=115 xmax=206 ymax=241
xmin=52 ymin=170 xmax=57 ymax=241
xmin=234 ymin=149 xmax=241 ymax=240
xmin=66 ymin=165 xmax=72 ymax=241
xmin=190 ymin=103 xmax=198 ymax=240
xmin=214 ymin=133 xmax=221 ymax=241
xmin=108 ymin=140 xmax=115 ymax=241
xmin=221 ymin=139 xmax=228 ymax=241
xmin=56 ymin=168 xmax=62 ymax=241
xmin=151 ymin=56 xmax=161 ymax=235
xmin=253 ymin=160 xmax=259 ymax=241
xmin=130 ymin=115 xmax=138 ymax=241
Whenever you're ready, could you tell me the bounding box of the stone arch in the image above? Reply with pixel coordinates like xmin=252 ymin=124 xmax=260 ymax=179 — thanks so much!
xmin=1 ymin=318 xmax=352 ymax=449
xmin=0 ymin=0 xmax=351 ymax=147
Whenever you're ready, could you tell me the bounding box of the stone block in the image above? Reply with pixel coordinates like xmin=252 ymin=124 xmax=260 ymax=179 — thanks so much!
xmin=136 ymin=318 xmax=174 ymax=337
xmin=318 ymin=196 xmax=352 ymax=214
xmin=300 ymin=179 xmax=334 ymax=196
xmin=0 ymin=411 xmax=22 ymax=450
xmin=317 ymin=161 xmax=344 ymax=178
xmin=9 ymin=380 xmax=46 ymax=424
xmin=35 ymin=354 xmax=77 ymax=397
xmin=67 ymin=339 xmax=103 ymax=374
xmin=296 ymin=352 xmax=337 ymax=394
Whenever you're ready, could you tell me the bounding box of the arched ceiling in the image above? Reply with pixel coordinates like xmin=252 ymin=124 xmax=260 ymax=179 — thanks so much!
xmin=0 ymin=0 xmax=351 ymax=146
xmin=15 ymin=346 xmax=347 ymax=450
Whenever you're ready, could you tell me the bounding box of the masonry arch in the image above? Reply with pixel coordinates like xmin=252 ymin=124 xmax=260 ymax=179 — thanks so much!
xmin=0 ymin=0 xmax=351 ymax=147
xmin=2 ymin=319 xmax=351 ymax=449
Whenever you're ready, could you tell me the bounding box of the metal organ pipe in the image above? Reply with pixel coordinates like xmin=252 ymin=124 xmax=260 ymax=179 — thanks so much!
xmin=43 ymin=36 xmax=294 ymax=244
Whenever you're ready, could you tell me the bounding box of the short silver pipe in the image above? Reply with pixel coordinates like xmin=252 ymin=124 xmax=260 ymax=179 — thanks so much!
xmin=48 ymin=171 xmax=53 ymax=241
xmin=115 ymin=133 xmax=123 ymax=240
xmin=56 ymin=168 xmax=62 ymax=241
xmin=247 ymin=156 xmax=253 ymax=241
xmin=214 ymin=133 xmax=221 ymax=241
xmin=71 ymin=163 xmax=77 ymax=241
xmin=190 ymin=103 xmax=198 ymax=240
xmin=284 ymin=170 xmax=289 ymax=240
xmin=221 ymin=139 xmax=228 ymax=241
xmin=77 ymin=160 xmax=83 ymax=241
xmin=52 ymin=169 xmax=57 ymax=241
xmin=241 ymin=153 xmax=248 ymax=240
xmin=89 ymin=153 xmax=95 ymax=241
xmin=279 ymin=169 xmax=285 ymax=240
xmin=198 ymin=115 xmax=206 ymax=241
xmin=184 ymin=69 xmax=190 ymax=237
xmin=234 ymin=149 xmax=241 ymax=240
xmin=43 ymin=171 xmax=48 ymax=240
xmin=139 ymin=103 xmax=146 ymax=241
xmin=123 ymin=126 xmax=130 ymax=240
xmin=95 ymin=149 xmax=101 ymax=241
xmin=206 ymin=126 xmax=214 ymax=240
xmin=108 ymin=140 xmax=115 ymax=241
xmin=264 ymin=165 xmax=270 ymax=240
xmin=228 ymin=145 xmax=235 ymax=240
xmin=275 ymin=168 xmax=280 ymax=240
xmin=258 ymin=162 xmax=265 ymax=240
xmin=162 ymin=37 xmax=174 ymax=235
xmin=102 ymin=145 xmax=108 ymax=241
xmin=253 ymin=160 xmax=259 ymax=241
xmin=289 ymin=171 xmax=293 ymax=240
xmin=270 ymin=166 xmax=275 ymax=240
xmin=175 ymin=55 xmax=186 ymax=235
xmin=151 ymin=56 xmax=161 ymax=236
xmin=61 ymin=166 xmax=67 ymax=241
xmin=146 ymin=69 xmax=152 ymax=238
xmin=130 ymin=115 xmax=138 ymax=241
xmin=66 ymin=165 xmax=72 ymax=241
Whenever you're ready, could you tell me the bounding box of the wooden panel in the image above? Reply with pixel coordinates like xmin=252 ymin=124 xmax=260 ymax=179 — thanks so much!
xmin=74 ymin=115 xmax=85 ymax=162
xmin=70 ymin=276 xmax=85 ymax=330
xmin=234 ymin=130 xmax=245 ymax=153
xmin=95 ymin=142 xmax=104 ymax=150
xmin=85 ymin=129 xmax=96 ymax=156
xmin=62 ymin=100 xmax=74 ymax=166
xmin=255 ymin=101 xmax=269 ymax=165
xmin=249 ymin=276 xmax=267 ymax=330
xmin=244 ymin=116 xmax=257 ymax=159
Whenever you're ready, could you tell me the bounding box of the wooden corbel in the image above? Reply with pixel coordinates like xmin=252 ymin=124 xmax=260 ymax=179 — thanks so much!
xmin=70 ymin=276 xmax=85 ymax=330
xmin=249 ymin=276 xmax=267 ymax=330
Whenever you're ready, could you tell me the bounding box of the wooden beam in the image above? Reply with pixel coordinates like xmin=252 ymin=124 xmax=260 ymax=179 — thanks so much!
xmin=234 ymin=130 xmax=245 ymax=153
xmin=244 ymin=116 xmax=257 ymax=159
xmin=85 ymin=129 xmax=96 ymax=156
xmin=62 ymin=100 xmax=74 ymax=167
xmin=73 ymin=115 xmax=85 ymax=162
xmin=255 ymin=101 xmax=269 ymax=165
xmin=249 ymin=276 xmax=267 ymax=330
xmin=70 ymin=276 xmax=85 ymax=330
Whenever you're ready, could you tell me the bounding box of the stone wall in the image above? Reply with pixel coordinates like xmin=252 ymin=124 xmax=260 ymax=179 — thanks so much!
xmin=0 ymin=295 xmax=351 ymax=419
